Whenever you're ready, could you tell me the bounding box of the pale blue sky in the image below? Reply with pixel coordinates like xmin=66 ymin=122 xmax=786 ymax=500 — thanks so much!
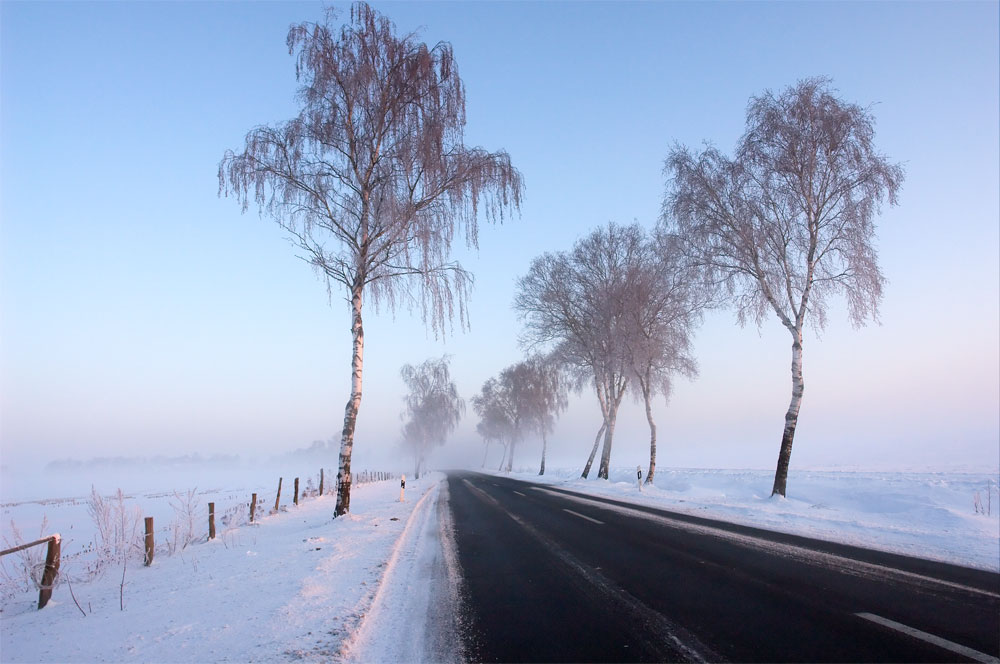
xmin=2 ymin=1 xmax=997 ymax=476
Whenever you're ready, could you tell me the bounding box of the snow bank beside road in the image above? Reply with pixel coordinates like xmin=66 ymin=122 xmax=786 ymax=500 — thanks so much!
xmin=342 ymin=477 xmax=463 ymax=663
xmin=491 ymin=467 xmax=1000 ymax=572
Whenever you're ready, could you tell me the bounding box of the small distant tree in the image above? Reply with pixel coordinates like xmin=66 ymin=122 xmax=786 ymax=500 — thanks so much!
xmin=400 ymin=356 xmax=464 ymax=479
xmin=472 ymin=377 xmax=515 ymax=470
xmin=663 ymin=78 xmax=903 ymax=496
xmin=516 ymin=355 xmax=568 ymax=476
xmin=219 ymin=4 xmax=522 ymax=516
xmin=493 ymin=362 xmax=532 ymax=473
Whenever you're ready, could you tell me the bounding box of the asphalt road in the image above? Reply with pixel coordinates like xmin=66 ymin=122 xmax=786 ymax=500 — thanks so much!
xmin=446 ymin=471 xmax=1000 ymax=663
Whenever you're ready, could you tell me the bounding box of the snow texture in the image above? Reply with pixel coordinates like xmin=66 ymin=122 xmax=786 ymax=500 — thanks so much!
xmin=1 ymin=473 xmax=447 ymax=663
xmin=1 ymin=465 xmax=997 ymax=663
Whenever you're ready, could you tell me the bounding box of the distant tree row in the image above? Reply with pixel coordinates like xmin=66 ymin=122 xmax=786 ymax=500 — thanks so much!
xmin=220 ymin=0 xmax=901 ymax=509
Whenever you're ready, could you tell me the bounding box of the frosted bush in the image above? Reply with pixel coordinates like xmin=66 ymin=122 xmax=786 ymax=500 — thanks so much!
xmin=86 ymin=487 xmax=142 ymax=576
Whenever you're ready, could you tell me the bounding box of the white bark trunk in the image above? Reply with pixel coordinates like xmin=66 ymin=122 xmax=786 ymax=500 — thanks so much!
xmin=538 ymin=430 xmax=547 ymax=476
xmin=582 ymin=382 xmax=609 ymax=478
xmin=598 ymin=381 xmax=625 ymax=480
xmin=642 ymin=381 xmax=657 ymax=484
xmin=772 ymin=329 xmax=804 ymax=497
xmin=335 ymin=284 xmax=364 ymax=517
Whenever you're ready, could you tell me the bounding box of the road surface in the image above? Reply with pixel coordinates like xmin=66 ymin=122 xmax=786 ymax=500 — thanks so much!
xmin=446 ymin=471 xmax=1000 ymax=663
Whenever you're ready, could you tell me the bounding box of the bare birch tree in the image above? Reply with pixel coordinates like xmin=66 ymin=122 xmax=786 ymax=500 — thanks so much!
xmin=219 ymin=4 xmax=522 ymax=515
xmin=626 ymin=230 xmax=703 ymax=484
xmin=400 ymin=356 xmax=464 ymax=479
xmin=471 ymin=376 xmax=517 ymax=471
xmin=496 ymin=363 xmax=532 ymax=472
xmin=515 ymin=223 xmax=645 ymax=479
xmin=519 ymin=355 xmax=568 ymax=476
xmin=662 ymin=77 xmax=903 ymax=496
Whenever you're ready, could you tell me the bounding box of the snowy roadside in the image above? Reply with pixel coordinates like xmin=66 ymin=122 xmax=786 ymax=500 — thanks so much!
xmin=485 ymin=467 xmax=1000 ymax=572
xmin=341 ymin=477 xmax=463 ymax=664
xmin=1 ymin=473 xmax=447 ymax=663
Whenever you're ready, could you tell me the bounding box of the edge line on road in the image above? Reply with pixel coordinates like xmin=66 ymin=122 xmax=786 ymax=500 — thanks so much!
xmin=854 ymin=612 xmax=999 ymax=663
xmin=513 ymin=491 xmax=526 ymax=497
xmin=531 ymin=487 xmax=1000 ymax=600
xmin=562 ymin=508 xmax=604 ymax=525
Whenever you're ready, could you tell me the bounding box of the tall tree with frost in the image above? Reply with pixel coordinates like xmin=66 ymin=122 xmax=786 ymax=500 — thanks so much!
xmin=399 ymin=356 xmax=464 ymax=479
xmin=219 ymin=4 xmax=522 ymax=515
xmin=663 ymin=78 xmax=903 ymax=497
xmin=516 ymin=223 xmax=645 ymax=479
xmin=625 ymin=231 xmax=703 ymax=484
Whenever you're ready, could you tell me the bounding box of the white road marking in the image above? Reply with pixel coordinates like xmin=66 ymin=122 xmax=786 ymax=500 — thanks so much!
xmin=513 ymin=491 xmax=526 ymax=497
xmin=855 ymin=612 xmax=999 ymax=663
xmin=562 ymin=509 xmax=604 ymax=525
xmin=466 ymin=479 xmax=717 ymax=661
xmin=532 ymin=487 xmax=1000 ymax=601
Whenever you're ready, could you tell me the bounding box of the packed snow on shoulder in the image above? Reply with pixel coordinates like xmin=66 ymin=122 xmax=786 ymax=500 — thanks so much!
xmin=491 ymin=466 xmax=1000 ymax=572
xmin=1 ymin=472 xmax=452 ymax=663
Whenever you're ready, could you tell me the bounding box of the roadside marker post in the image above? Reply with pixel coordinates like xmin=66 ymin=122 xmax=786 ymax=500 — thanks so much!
xmin=399 ymin=474 xmax=406 ymax=502
xmin=637 ymin=466 xmax=643 ymax=492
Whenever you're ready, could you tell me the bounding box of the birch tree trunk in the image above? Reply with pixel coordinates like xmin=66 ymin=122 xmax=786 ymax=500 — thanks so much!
xmin=597 ymin=412 xmax=616 ymax=480
xmin=598 ymin=380 xmax=626 ymax=480
xmin=481 ymin=441 xmax=490 ymax=468
xmin=538 ymin=430 xmax=547 ymax=476
xmin=583 ymin=383 xmax=610 ymax=478
xmin=506 ymin=439 xmax=516 ymax=472
xmin=582 ymin=422 xmax=605 ymax=479
xmin=642 ymin=381 xmax=657 ymax=484
xmin=335 ymin=283 xmax=364 ymax=516
xmin=771 ymin=330 xmax=804 ymax=497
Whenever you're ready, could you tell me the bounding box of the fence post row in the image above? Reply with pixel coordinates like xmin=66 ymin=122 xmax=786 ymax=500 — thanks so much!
xmin=0 ymin=469 xmax=400 ymax=611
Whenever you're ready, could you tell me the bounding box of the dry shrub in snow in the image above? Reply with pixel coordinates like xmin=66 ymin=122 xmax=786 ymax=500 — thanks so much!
xmin=0 ymin=517 xmax=51 ymax=600
xmin=166 ymin=488 xmax=201 ymax=555
xmin=87 ymin=487 xmax=142 ymax=575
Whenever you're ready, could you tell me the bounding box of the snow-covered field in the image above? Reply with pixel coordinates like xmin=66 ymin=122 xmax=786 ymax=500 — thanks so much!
xmin=1 ymin=472 xmax=447 ymax=663
xmin=1 ymin=465 xmax=997 ymax=663
xmin=494 ymin=466 xmax=1000 ymax=572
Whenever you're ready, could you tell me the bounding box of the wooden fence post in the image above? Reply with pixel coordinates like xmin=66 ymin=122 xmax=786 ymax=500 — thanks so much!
xmin=274 ymin=477 xmax=282 ymax=512
xmin=319 ymin=469 xmax=324 ymax=496
xmin=37 ymin=535 xmax=61 ymax=609
xmin=294 ymin=477 xmax=299 ymax=505
xmin=143 ymin=517 xmax=154 ymax=566
xmin=208 ymin=502 xmax=216 ymax=540
xmin=250 ymin=493 xmax=257 ymax=523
